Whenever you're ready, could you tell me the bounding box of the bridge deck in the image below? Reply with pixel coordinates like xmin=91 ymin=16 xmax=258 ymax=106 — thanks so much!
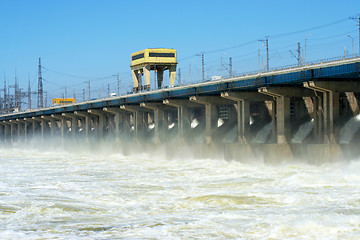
xmin=1 ymin=56 xmax=360 ymax=121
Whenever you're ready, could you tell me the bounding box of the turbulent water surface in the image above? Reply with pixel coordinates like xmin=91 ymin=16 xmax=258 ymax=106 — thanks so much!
xmin=1 ymin=146 xmax=360 ymax=239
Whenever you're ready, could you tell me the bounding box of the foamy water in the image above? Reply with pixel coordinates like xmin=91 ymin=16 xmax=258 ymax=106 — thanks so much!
xmin=1 ymin=147 xmax=360 ymax=239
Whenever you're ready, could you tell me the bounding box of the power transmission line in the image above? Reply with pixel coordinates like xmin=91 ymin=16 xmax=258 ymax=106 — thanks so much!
xmin=271 ymin=17 xmax=349 ymax=38
xmin=205 ymin=40 xmax=259 ymax=54
xmin=42 ymin=66 xmax=115 ymax=80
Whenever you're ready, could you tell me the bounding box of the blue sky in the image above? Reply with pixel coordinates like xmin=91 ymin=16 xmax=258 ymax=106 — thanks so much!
xmin=0 ymin=0 xmax=359 ymax=105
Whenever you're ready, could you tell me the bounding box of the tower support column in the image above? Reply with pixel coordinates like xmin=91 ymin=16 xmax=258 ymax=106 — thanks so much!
xmin=157 ymin=68 xmax=164 ymax=89
xmin=132 ymin=70 xmax=140 ymax=91
xmin=169 ymin=65 xmax=177 ymax=86
xmin=143 ymin=65 xmax=151 ymax=90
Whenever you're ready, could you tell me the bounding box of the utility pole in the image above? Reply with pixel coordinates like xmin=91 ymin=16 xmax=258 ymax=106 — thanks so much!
xmin=259 ymin=36 xmax=269 ymax=71
xmin=258 ymin=49 xmax=261 ymax=72
xmin=178 ymin=68 xmax=181 ymax=85
xmin=350 ymin=16 xmax=360 ymax=56
xmin=289 ymin=42 xmax=302 ymax=65
xmin=298 ymin=42 xmax=301 ymax=65
xmin=347 ymin=35 xmax=354 ymax=56
xmin=101 ymin=84 xmax=104 ymax=99
xmin=9 ymin=72 xmax=22 ymax=111
xmin=107 ymin=83 xmax=110 ymax=97
xmin=201 ymin=53 xmax=205 ymax=81
xmin=14 ymin=72 xmax=19 ymax=110
xmin=88 ymin=81 xmax=91 ymax=100
xmin=3 ymin=74 xmax=7 ymax=112
xmin=82 ymin=89 xmax=85 ymax=102
xmin=28 ymin=80 xmax=31 ymax=109
xmin=189 ymin=64 xmax=191 ymax=83
xmin=196 ymin=52 xmax=205 ymax=81
xmin=266 ymin=36 xmax=269 ymax=71
xmin=229 ymin=57 xmax=233 ymax=77
xmin=305 ymin=34 xmax=311 ymax=65
xmin=113 ymin=73 xmax=120 ymax=96
xmin=7 ymin=86 xmax=10 ymax=110
xmin=116 ymin=73 xmax=120 ymax=96
xmin=44 ymin=91 xmax=48 ymax=108
xmin=38 ymin=57 xmax=43 ymax=108
xmin=220 ymin=57 xmax=223 ymax=77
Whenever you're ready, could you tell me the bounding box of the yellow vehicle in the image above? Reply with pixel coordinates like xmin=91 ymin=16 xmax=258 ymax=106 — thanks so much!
xmin=52 ymin=98 xmax=76 ymax=106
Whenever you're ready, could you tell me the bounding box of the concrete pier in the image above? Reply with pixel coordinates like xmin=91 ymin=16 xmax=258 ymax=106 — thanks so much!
xmin=31 ymin=117 xmax=45 ymax=141
xmin=61 ymin=113 xmax=78 ymax=141
xmin=103 ymin=107 xmax=123 ymax=142
xmin=163 ymin=99 xmax=201 ymax=142
xmin=74 ymin=111 xmax=91 ymax=143
xmin=140 ymin=102 xmax=169 ymax=143
xmin=189 ymin=96 xmax=232 ymax=144
xmin=87 ymin=110 xmax=106 ymax=140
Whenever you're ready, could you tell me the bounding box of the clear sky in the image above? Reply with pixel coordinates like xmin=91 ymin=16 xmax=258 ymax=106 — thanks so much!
xmin=0 ymin=0 xmax=359 ymax=105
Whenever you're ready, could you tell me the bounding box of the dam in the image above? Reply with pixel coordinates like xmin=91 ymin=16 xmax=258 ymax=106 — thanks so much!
xmin=1 ymin=50 xmax=360 ymax=163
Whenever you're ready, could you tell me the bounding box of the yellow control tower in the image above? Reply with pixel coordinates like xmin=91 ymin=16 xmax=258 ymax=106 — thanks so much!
xmin=130 ymin=48 xmax=177 ymax=91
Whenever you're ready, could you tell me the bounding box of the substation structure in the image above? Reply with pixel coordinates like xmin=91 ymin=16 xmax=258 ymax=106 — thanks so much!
xmin=1 ymin=56 xmax=360 ymax=163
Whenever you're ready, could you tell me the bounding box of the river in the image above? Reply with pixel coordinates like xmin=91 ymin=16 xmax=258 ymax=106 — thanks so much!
xmin=0 ymin=146 xmax=360 ymax=239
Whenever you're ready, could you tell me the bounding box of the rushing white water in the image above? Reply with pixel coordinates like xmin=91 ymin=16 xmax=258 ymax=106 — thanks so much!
xmin=252 ymin=122 xmax=272 ymax=143
xmin=190 ymin=118 xmax=199 ymax=128
xmin=291 ymin=120 xmax=314 ymax=144
xmin=1 ymin=147 xmax=360 ymax=239
xmin=340 ymin=114 xmax=360 ymax=144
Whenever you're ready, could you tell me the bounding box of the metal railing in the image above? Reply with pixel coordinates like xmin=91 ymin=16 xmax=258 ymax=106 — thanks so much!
xmin=230 ymin=54 xmax=360 ymax=79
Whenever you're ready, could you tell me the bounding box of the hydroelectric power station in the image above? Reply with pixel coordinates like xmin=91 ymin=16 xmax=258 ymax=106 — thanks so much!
xmin=1 ymin=48 xmax=360 ymax=163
